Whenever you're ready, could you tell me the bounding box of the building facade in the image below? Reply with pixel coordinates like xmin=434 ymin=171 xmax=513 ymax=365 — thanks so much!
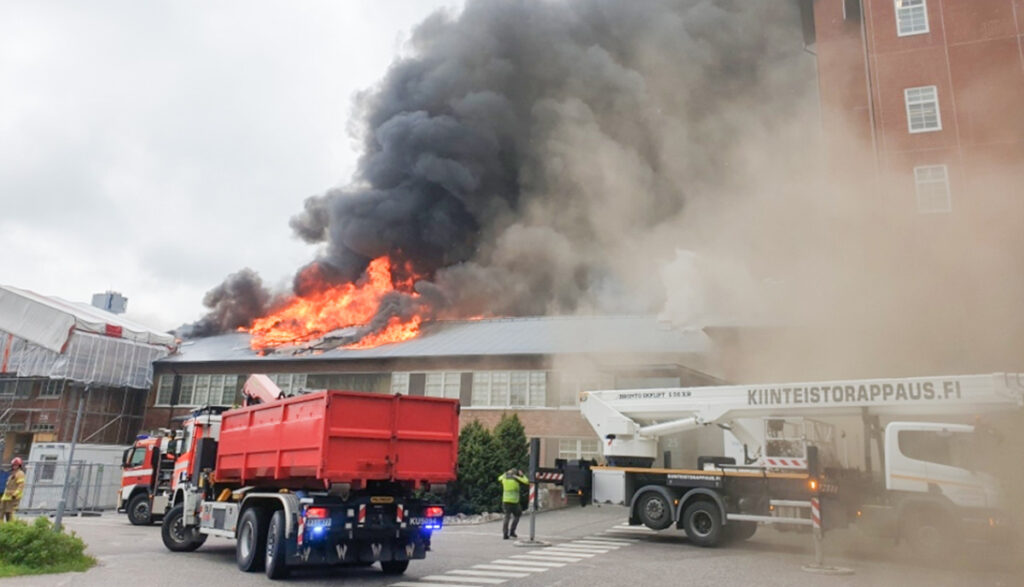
xmin=813 ymin=0 xmax=1024 ymax=217
xmin=147 ymin=316 xmax=723 ymax=470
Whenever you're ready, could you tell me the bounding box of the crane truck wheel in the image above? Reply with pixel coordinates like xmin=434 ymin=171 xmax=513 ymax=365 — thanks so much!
xmin=161 ymin=504 xmax=208 ymax=552
xmin=902 ymin=509 xmax=953 ymax=561
xmin=127 ymin=493 xmax=152 ymax=526
xmin=264 ymin=509 xmax=290 ymax=579
xmin=636 ymin=491 xmax=674 ymax=530
xmin=236 ymin=507 xmax=268 ymax=572
xmin=682 ymin=500 xmax=723 ymax=547
xmin=381 ymin=560 xmax=410 ymax=575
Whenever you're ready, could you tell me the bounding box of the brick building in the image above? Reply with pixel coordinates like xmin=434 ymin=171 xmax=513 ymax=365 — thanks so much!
xmin=811 ymin=0 xmax=1024 ymax=217
xmin=0 ymin=285 xmax=174 ymax=460
xmin=148 ymin=315 xmax=722 ymax=469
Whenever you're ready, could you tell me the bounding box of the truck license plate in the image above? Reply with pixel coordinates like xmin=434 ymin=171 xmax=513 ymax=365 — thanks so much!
xmin=307 ymin=518 xmax=332 ymax=527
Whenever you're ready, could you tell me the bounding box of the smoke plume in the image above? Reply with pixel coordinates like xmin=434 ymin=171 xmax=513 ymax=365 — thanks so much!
xmin=189 ymin=0 xmax=815 ymax=339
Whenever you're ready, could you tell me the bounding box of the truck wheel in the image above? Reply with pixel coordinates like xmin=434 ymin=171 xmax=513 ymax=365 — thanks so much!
xmin=636 ymin=491 xmax=673 ymax=530
xmin=682 ymin=500 xmax=723 ymax=547
xmin=381 ymin=560 xmax=410 ymax=575
xmin=265 ymin=509 xmax=290 ymax=579
xmin=161 ymin=504 xmax=208 ymax=552
xmin=127 ymin=493 xmax=152 ymax=526
xmin=903 ymin=510 xmax=953 ymax=561
xmin=236 ymin=507 xmax=268 ymax=572
xmin=725 ymin=521 xmax=757 ymax=542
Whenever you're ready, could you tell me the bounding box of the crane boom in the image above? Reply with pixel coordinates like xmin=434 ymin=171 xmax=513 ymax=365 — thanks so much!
xmin=581 ymin=372 xmax=1024 ymax=461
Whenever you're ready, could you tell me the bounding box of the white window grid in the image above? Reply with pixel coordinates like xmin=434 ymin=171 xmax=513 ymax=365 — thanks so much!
xmin=391 ymin=372 xmax=410 ymax=395
xmin=39 ymin=379 xmax=65 ymax=398
xmin=895 ymin=0 xmax=929 ymax=36
xmin=557 ymin=438 xmax=602 ymax=461
xmin=424 ymin=372 xmax=462 ymax=400
xmin=905 ymin=86 xmax=941 ymax=133
xmin=471 ymin=371 xmax=547 ymax=408
xmin=154 ymin=374 xmax=242 ymax=406
xmin=914 ymin=164 xmax=952 ymax=213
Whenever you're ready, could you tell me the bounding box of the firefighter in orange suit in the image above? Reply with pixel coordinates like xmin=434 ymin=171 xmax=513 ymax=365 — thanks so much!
xmin=1 ymin=457 xmax=26 ymax=522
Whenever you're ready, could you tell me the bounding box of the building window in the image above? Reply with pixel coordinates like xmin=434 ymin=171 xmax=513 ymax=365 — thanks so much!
xmin=391 ymin=372 xmax=410 ymax=395
xmin=38 ymin=455 xmax=58 ymax=482
xmin=895 ymin=0 xmax=929 ymax=36
xmin=905 ymin=86 xmax=941 ymax=133
xmin=471 ymin=371 xmax=547 ymax=408
xmin=267 ymin=373 xmax=307 ymax=396
xmin=914 ymin=165 xmax=951 ymax=213
xmin=424 ymin=372 xmax=461 ymax=400
xmin=39 ymin=379 xmax=65 ymax=399
xmin=558 ymin=438 xmax=601 ymax=461
xmin=154 ymin=374 xmax=242 ymax=406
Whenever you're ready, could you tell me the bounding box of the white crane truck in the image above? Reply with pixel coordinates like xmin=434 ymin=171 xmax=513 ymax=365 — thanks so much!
xmin=569 ymin=372 xmax=1023 ymax=555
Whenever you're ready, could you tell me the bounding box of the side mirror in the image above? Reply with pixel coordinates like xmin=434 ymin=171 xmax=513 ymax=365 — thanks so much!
xmin=121 ymin=448 xmax=131 ymax=468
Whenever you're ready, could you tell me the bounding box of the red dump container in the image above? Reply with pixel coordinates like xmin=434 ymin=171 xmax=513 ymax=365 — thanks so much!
xmin=214 ymin=390 xmax=459 ymax=490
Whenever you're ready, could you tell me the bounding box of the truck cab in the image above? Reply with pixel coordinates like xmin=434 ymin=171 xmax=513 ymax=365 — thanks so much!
xmin=118 ymin=432 xmax=177 ymax=525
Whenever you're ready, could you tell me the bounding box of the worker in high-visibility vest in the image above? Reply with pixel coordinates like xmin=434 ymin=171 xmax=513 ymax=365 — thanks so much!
xmin=1 ymin=457 xmax=26 ymax=522
xmin=498 ymin=468 xmax=528 ymax=539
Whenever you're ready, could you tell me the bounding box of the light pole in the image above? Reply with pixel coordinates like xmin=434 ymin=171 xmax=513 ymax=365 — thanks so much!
xmin=54 ymin=384 xmax=88 ymax=532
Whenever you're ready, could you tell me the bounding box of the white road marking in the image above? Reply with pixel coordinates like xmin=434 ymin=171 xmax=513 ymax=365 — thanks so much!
xmin=509 ymin=553 xmax=583 ymax=563
xmin=548 ymin=544 xmax=611 ymax=552
xmin=571 ymin=540 xmax=625 ymax=547
xmin=474 ymin=564 xmax=549 ymax=573
xmin=448 ymin=569 xmax=531 ymax=579
xmin=540 ymin=549 xmax=596 ymax=557
xmin=420 ymin=575 xmax=507 ymax=584
xmin=587 ymin=536 xmax=637 ymax=543
xmin=389 ymin=577 xmax=489 ymax=581
xmin=492 ymin=558 xmax=566 ymax=567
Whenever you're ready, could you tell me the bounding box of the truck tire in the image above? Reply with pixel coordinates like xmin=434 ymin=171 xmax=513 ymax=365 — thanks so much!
xmin=381 ymin=560 xmax=410 ymax=575
xmin=682 ymin=500 xmax=723 ymax=547
xmin=265 ymin=509 xmax=290 ymax=580
xmin=237 ymin=507 xmax=268 ymax=572
xmin=161 ymin=504 xmax=208 ymax=552
xmin=636 ymin=491 xmax=673 ymax=530
xmin=903 ymin=509 xmax=953 ymax=561
xmin=127 ymin=493 xmax=152 ymax=526
xmin=725 ymin=521 xmax=757 ymax=542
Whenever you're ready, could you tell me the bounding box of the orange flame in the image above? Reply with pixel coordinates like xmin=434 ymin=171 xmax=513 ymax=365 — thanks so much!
xmin=248 ymin=256 xmax=422 ymax=349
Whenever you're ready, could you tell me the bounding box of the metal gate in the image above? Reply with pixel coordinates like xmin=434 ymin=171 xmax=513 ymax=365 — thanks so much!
xmin=18 ymin=460 xmax=120 ymax=514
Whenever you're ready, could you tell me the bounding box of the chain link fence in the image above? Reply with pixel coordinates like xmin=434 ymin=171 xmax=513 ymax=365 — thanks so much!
xmin=17 ymin=459 xmax=121 ymax=514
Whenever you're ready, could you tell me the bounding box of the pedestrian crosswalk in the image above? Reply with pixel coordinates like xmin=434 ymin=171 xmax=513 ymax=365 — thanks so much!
xmin=390 ymin=534 xmax=635 ymax=587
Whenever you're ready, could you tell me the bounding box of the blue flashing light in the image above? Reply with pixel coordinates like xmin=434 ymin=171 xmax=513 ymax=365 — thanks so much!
xmin=136 ymin=435 xmax=149 ymax=440
xmin=308 ymin=526 xmax=327 ymax=540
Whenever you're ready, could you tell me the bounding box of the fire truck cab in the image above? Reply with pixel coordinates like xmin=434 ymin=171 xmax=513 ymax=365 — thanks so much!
xmin=118 ymin=430 xmax=178 ymax=525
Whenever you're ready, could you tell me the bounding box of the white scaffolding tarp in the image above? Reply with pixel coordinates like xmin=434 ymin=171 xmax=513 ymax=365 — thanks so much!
xmin=0 ymin=285 xmax=175 ymax=389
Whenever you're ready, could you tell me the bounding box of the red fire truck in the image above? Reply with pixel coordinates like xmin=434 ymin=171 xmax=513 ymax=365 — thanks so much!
xmin=118 ymin=430 xmax=178 ymax=525
xmin=160 ymin=375 xmax=459 ymax=580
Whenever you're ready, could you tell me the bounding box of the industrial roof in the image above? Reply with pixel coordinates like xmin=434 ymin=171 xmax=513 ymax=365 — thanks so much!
xmin=159 ymin=315 xmax=710 ymax=364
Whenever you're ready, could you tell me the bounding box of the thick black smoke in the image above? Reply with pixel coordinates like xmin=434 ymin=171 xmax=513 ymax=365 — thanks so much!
xmin=190 ymin=0 xmax=814 ymax=337
xmin=182 ymin=268 xmax=270 ymax=337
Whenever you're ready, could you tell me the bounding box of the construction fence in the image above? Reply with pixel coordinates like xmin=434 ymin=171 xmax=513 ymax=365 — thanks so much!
xmin=12 ymin=459 xmax=121 ymax=514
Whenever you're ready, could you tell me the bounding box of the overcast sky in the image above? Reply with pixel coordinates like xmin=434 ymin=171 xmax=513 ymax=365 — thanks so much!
xmin=0 ymin=0 xmax=461 ymax=331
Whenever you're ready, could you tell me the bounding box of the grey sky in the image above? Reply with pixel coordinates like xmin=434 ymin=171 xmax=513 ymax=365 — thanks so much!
xmin=0 ymin=0 xmax=460 ymax=331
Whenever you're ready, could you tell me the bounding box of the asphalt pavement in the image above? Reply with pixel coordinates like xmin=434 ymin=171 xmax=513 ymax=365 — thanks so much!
xmin=3 ymin=506 xmax=1020 ymax=587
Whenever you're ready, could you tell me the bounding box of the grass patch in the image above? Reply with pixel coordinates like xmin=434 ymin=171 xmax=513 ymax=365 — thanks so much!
xmin=0 ymin=517 xmax=96 ymax=577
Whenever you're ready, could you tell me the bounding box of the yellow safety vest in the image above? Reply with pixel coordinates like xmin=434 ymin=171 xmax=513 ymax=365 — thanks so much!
xmin=498 ymin=472 xmax=527 ymax=503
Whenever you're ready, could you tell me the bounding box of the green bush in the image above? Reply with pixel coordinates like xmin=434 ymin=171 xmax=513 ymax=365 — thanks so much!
xmin=0 ymin=517 xmax=91 ymax=569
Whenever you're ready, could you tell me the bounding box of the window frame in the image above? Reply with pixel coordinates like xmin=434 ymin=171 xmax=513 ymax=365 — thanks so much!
xmin=904 ymin=85 xmax=942 ymax=133
xmin=895 ymin=0 xmax=929 ymax=37
xmin=913 ymin=164 xmax=952 ymax=213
